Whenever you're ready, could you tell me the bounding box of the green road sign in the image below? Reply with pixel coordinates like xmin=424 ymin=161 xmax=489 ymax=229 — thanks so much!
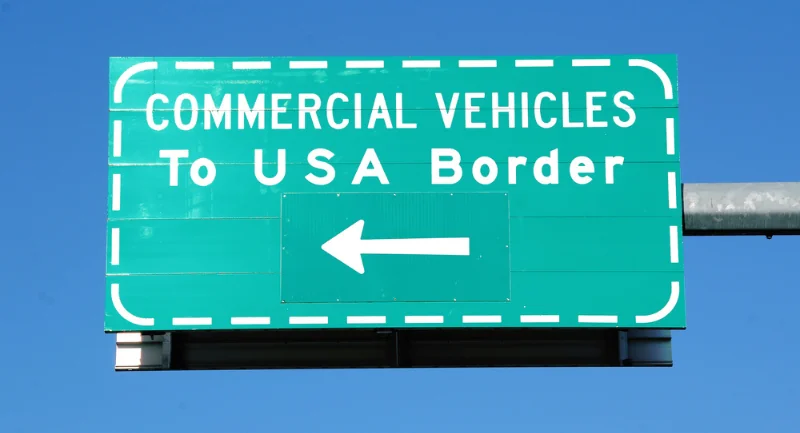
xmin=106 ymin=55 xmax=685 ymax=332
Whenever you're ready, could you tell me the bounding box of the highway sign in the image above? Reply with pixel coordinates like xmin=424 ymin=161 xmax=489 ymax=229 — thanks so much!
xmin=106 ymin=55 xmax=685 ymax=332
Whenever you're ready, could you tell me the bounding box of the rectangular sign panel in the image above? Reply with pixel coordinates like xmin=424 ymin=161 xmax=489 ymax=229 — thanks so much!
xmin=106 ymin=55 xmax=685 ymax=332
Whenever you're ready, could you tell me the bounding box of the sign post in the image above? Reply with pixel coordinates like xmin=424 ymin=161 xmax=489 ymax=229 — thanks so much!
xmin=107 ymin=55 xmax=684 ymax=333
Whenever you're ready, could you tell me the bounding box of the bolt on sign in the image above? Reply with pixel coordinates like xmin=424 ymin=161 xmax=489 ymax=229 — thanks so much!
xmin=106 ymin=55 xmax=684 ymax=332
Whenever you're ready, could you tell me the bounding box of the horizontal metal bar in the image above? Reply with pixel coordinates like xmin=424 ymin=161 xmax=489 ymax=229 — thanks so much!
xmin=683 ymin=182 xmax=800 ymax=236
xmin=115 ymin=328 xmax=666 ymax=371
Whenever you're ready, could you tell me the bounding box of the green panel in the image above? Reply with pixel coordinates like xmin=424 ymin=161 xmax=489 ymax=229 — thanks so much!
xmin=280 ymin=192 xmax=510 ymax=303
xmin=109 ymin=108 xmax=677 ymax=164
xmin=106 ymin=54 xmax=686 ymax=333
xmin=107 ymin=220 xmax=279 ymax=274
xmin=108 ymin=162 xmax=682 ymax=218
xmin=510 ymin=217 xmax=681 ymax=271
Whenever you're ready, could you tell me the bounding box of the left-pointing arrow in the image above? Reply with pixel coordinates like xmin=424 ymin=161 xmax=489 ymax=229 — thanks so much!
xmin=321 ymin=220 xmax=470 ymax=274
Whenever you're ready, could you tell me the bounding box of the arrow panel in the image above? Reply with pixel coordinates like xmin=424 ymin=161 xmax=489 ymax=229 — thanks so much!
xmin=280 ymin=192 xmax=511 ymax=303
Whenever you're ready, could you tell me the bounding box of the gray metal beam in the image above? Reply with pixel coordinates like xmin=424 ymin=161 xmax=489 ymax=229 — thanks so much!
xmin=115 ymin=332 xmax=171 ymax=370
xmin=114 ymin=328 xmax=671 ymax=371
xmin=683 ymin=182 xmax=800 ymax=236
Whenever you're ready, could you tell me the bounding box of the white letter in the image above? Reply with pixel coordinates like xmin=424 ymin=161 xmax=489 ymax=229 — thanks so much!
xmin=327 ymin=93 xmax=349 ymax=130
xmin=435 ymin=93 xmax=459 ymax=128
xmin=299 ymin=93 xmax=321 ymax=129
xmin=352 ymin=148 xmax=389 ymax=184
xmin=521 ymin=92 xmax=529 ymax=128
xmin=368 ymin=93 xmax=392 ymax=129
xmin=203 ymin=94 xmax=231 ymax=130
xmin=534 ymin=92 xmax=556 ymax=128
xmin=586 ymin=92 xmax=607 ymax=128
xmin=146 ymin=94 xmax=169 ymax=131
xmin=190 ymin=158 xmax=216 ymax=186
xmin=492 ymin=92 xmax=515 ymax=128
xmin=396 ymin=93 xmax=417 ymax=129
xmin=508 ymin=156 xmax=527 ymax=184
xmin=472 ymin=157 xmax=498 ymax=185
xmin=570 ymin=156 xmax=594 ymax=185
xmin=254 ymin=149 xmax=286 ymax=186
xmin=159 ymin=149 xmax=189 ymax=186
xmin=613 ymin=91 xmax=636 ymax=127
xmin=562 ymin=92 xmax=583 ymax=128
xmin=238 ymin=94 xmax=265 ymax=129
xmin=174 ymin=93 xmax=198 ymax=131
xmin=533 ymin=148 xmax=559 ymax=185
xmin=465 ymin=93 xmax=485 ymax=128
xmin=605 ymin=156 xmax=624 ymax=184
xmin=354 ymin=93 xmax=362 ymax=129
xmin=431 ymin=148 xmax=462 ymax=185
xmin=271 ymin=93 xmax=291 ymax=129
xmin=305 ymin=148 xmax=335 ymax=185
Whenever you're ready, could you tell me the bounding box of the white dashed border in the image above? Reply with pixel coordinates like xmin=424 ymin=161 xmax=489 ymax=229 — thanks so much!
xmin=111 ymin=174 xmax=121 ymax=211
xmin=289 ymin=60 xmax=327 ymax=69
xmin=463 ymin=315 xmax=502 ymax=324
xmin=231 ymin=317 xmax=271 ymax=325
xmin=405 ymin=315 xmax=444 ymax=324
xmin=347 ymin=316 xmax=387 ymax=324
xmin=175 ymin=61 xmax=214 ymax=70
xmin=578 ymin=315 xmax=618 ymax=324
xmin=515 ymin=59 xmax=553 ymax=67
xmin=572 ymin=58 xmax=611 ymax=67
xmin=173 ymin=317 xmax=212 ymax=326
xmin=458 ymin=59 xmax=497 ymax=68
xmin=112 ymin=120 xmax=122 ymax=157
xmin=110 ymin=228 xmax=119 ymax=265
xmin=111 ymin=283 xmax=153 ymax=326
xmin=108 ymin=56 xmax=681 ymax=329
xmin=520 ymin=315 xmax=560 ymax=323
xmin=112 ymin=57 xmax=676 ymax=98
xmin=346 ymin=60 xmax=384 ymax=69
xmin=232 ymin=61 xmax=271 ymax=70
xmin=290 ymin=316 xmax=328 ymax=325
xmin=107 ymin=280 xmax=680 ymax=329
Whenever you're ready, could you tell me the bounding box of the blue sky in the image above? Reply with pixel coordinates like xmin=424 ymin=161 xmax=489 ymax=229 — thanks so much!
xmin=1 ymin=0 xmax=799 ymax=431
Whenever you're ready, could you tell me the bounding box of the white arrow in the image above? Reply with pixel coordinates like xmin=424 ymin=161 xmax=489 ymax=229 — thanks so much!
xmin=321 ymin=220 xmax=470 ymax=274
